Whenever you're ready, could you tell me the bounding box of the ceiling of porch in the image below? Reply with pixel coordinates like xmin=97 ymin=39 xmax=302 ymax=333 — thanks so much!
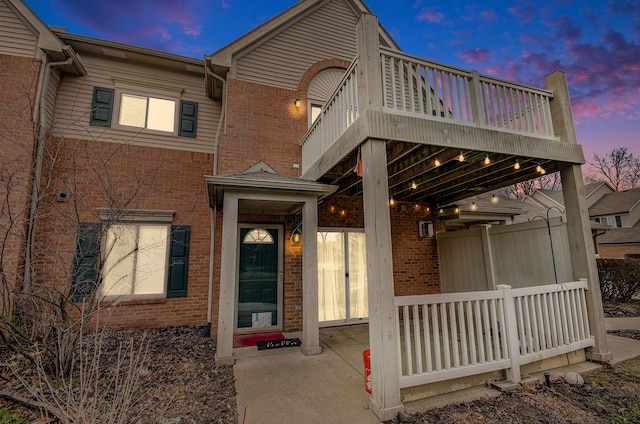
xmin=316 ymin=141 xmax=561 ymax=208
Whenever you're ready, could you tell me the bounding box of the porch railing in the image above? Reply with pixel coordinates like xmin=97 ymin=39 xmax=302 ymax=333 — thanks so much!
xmin=394 ymin=280 xmax=593 ymax=390
xmin=300 ymin=59 xmax=359 ymax=171
xmin=380 ymin=47 xmax=555 ymax=138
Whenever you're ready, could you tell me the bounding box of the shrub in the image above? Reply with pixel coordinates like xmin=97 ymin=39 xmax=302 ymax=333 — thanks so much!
xmin=597 ymin=259 xmax=640 ymax=301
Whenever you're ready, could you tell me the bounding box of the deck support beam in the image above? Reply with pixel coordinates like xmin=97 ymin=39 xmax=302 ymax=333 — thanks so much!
xmin=546 ymin=70 xmax=611 ymax=362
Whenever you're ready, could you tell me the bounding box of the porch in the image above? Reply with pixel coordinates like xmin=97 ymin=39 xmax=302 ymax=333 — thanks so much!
xmin=296 ymin=12 xmax=610 ymax=421
xmin=234 ymin=309 xmax=640 ymax=424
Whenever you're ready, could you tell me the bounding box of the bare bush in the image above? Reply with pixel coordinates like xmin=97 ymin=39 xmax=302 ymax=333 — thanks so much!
xmin=597 ymin=259 xmax=640 ymax=301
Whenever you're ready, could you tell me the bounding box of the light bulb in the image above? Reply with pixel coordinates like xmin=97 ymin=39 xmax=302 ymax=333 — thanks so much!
xmin=484 ymin=155 xmax=490 ymax=165
xmin=471 ymin=202 xmax=477 ymax=211
xmin=411 ymin=181 xmax=417 ymax=190
xmin=514 ymin=160 xmax=520 ymax=170
xmin=458 ymin=151 xmax=465 ymax=162
xmin=491 ymin=194 xmax=498 ymax=204
xmin=434 ymin=158 xmax=441 ymax=167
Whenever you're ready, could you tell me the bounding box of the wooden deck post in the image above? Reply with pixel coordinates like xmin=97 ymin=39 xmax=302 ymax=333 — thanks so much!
xmin=357 ymin=13 xmax=404 ymax=421
xmin=546 ymin=71 xmax=611 ymax=362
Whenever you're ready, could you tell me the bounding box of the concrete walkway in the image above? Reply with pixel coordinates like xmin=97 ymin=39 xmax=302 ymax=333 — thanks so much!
xmin=233 ymin=318 xmax=640 ymax=423
xmin=234 ymin=326 xmax=380 ymax=424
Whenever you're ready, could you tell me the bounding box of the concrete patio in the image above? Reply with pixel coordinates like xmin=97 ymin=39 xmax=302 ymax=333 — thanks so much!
xmin=234 ymin=319 xmax=640 ymax=424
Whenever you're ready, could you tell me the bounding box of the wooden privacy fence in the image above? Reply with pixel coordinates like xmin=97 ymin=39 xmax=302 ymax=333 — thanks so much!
xmin=394 ymin=280 xmax=593 ymax=390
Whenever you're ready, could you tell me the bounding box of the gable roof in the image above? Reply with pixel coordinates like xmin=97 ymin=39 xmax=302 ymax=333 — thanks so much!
xmin=207 ymin=0 xmax=398 ymax=68
xmin=5 ymin=0 xmax=85 ymax=75
xmin=598 ymin=220 xmax=640 ymax=245
xmin=590 ymin=187 xmax=640 ymax=216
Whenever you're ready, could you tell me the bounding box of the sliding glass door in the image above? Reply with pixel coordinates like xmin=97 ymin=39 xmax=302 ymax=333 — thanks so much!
xmin=317 ymin=229 xmax=368 ymax=326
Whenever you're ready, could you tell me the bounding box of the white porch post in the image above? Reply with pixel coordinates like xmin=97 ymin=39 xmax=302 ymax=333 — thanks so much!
xmin=214 ymin=192 xmax=239 ymax=365
xmin=301 ymin=196 xmax=321 ymax=355
xmin=357 ymin=12 xmax=404 ymax=420
xmin=546 ymin=71 xmax=611 ymax=362
xmin=362 ymin=139 xmax=404 ymax=420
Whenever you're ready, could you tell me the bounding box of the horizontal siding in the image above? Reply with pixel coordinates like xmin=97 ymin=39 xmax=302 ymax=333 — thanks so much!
xmin=52 ymin=54 xmax=220 ymax=154
xmin=44 ymin=67 xmax=60 ymax=129
xmin=236 ymin=0 xmax=358 ymax=90
xmin=0 ymin=0 xmax=38 ymax=57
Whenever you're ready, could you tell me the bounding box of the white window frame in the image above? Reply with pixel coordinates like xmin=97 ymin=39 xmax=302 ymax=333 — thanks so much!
xmin=98 ymin=209 xmax=175 ymax=300
xmin=113 ymin=89 xmax=179 ymax=135
xmin=308 ymin=100 xmax=324 ymax=127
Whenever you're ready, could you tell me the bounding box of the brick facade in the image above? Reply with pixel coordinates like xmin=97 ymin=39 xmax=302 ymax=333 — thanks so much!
xmin=35 ymin=136 xmax=214 ymax=329
xmin=0 ymin=54 xmax=40 ymax=289
xmin=599 ymin=244 xmax=640 ymax=260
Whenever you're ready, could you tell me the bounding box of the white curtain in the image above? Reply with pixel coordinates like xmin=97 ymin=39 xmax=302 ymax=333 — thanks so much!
xmin=348 ymin=232 xmax=368 ymax=319
xmin=317 ymin=232 xmax=345 ymax=321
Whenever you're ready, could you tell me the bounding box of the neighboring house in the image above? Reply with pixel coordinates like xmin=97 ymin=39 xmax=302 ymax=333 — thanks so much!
xmin=0 ymin=0 xmax=611 ymax=419
xmin=525 ymin=184 xmax=640 ymax=258
xmin=590 ymin=188 xmax=640 ymax=258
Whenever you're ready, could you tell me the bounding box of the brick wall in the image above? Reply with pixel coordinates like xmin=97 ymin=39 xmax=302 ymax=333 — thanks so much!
xmin=599 ymin=244 xmax=640 ymax=260
xmin=35 ymin=136 xmax=214 ymax=329
xmin=0 ymin=54 xmax=41 ymax=289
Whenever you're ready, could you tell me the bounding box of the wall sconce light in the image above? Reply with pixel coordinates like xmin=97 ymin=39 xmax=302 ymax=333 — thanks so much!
xmin=514 ymin=159 xmax=520 ymax=170
xmin=290 ymin=222 xmax=302 ymax=243
xmin=471 ymin=201 xmax=477 ymax=211
xmin=491 ymin=194 xmax=498 ymax=204
xmin=294 ymin=99 xmax=301 ymax=108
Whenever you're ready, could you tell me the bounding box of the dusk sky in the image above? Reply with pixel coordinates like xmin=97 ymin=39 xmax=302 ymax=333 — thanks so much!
xmin=24 ymin=0 xmax=639 ymax=163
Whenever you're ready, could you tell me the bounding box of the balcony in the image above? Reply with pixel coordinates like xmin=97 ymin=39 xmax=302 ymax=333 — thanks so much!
xmin=300 ymin=37 xmax=585 ymax=207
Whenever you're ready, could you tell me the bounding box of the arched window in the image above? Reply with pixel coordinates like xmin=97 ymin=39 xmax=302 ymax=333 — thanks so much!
xmin=307 ymin=67 xmax=347 ymax=126
xmin=243 ymin=228 xmax=274 ymax=244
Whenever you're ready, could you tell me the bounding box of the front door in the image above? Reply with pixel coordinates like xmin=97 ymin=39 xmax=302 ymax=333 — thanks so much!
xmin=236 ymin=225 xmax=283 ymax=332
xmin=317 ymin=229 xmax=368 ymax=326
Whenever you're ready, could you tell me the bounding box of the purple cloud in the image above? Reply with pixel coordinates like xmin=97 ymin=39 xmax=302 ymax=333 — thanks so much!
xmin=507 ymin=1 xmax=536 ymax=23
xmin=548 ymin=15 xmax=582 ymax=42
xmin=55 ymin=0 xmax=208 ymax=53
xmin=459 ymin=48 xmax=494 ymax=64
xmin=417 ymin=8 xmax=445 ymax=23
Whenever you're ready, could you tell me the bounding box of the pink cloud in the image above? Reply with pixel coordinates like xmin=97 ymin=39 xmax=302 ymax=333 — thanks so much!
xmin=417 ymin=8 xmax=445 ymax=23
xmin=459 ymin=48 xmax=494 ymax=64
xmin=480 ymin=10 xmax=497 ymax=21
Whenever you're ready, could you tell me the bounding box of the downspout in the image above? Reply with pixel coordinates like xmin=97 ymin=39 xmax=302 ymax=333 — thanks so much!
xmin=593 ymin=229 xmax=607 ymax=258
xmin=203 ymin=66 xmax=226 ymax=335
xmin=23 ymin=55 xmax=73 ymax=291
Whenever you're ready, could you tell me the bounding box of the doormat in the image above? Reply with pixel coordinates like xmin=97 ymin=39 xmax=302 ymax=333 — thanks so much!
xmin=256 ymin=338 xmax=301 ymax=350
xmin=233 ymin=332 xmax=285 ymax=348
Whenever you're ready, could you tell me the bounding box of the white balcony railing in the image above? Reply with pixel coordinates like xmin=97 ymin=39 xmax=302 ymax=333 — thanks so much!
xmin=300 ymin=48 xmax=556 ymax=173
xmin=380 ymin=47 xmax=555 ymax=138
xmin=300 ymin=60 xmax=359 ymax=171
xmin=394 ymin=280 xmax=593 ymax=390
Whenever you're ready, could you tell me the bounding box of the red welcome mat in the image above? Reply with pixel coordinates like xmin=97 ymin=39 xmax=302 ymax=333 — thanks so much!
xmin=233 ymin=332 xmax=285 ymax=348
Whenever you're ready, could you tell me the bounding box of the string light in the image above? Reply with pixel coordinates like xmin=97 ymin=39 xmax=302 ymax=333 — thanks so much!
xmin=454 ymin=207 xmax=460 ymax=213
xmin=434 ymin=158 xmax=441 ymax=167
xmin=536 ymin=163 xmax=542 ymax=173
xmin=389 ymin=197 xmax=395 ymax=206
xmin=514 ymin=159 xmax=520 ymax=170
xmin=458 ymin=151 xmax=465 ymax=162
xmin=439 ymin=208 xmax=444 ymax=214
xmin=484 ymin=155 xmax=490 ymax=165
xmin=411 ymin=181 xmax=417 ymax=190
xmin=340 ymin=209 xmax=347 ymax=217
xmin=540 ymin=167 xmax=546 ymax=175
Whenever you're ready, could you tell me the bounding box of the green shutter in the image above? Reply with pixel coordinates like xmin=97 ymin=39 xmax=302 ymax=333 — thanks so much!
xmin=167 ymin=225 xmax=190 ymax=298
xmin=178 ymin=101 xmax=198 ymax=138
xmin=70 ymin=223 xmax=102 ymax=302
xmin=90 ymin=87 xmax=114 ymax=127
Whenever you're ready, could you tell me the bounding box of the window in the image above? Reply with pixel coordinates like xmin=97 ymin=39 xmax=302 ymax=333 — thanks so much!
xmin=118 ymin=93 xmax=175 ymax=133
xmin=309 ymin=102 xmax=323 ymax=126
xmin=90 ymin=86 xmax=198 ymax=138
xmin=70 ymin=218 xmax=190 ymax=301
xmin=615 ymin=215 xmax=622 ymax=228
xmin=102 ymin=224 xmax=169 ymax=296
xmin=599 ymin=217 xmax=609 ymax=225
